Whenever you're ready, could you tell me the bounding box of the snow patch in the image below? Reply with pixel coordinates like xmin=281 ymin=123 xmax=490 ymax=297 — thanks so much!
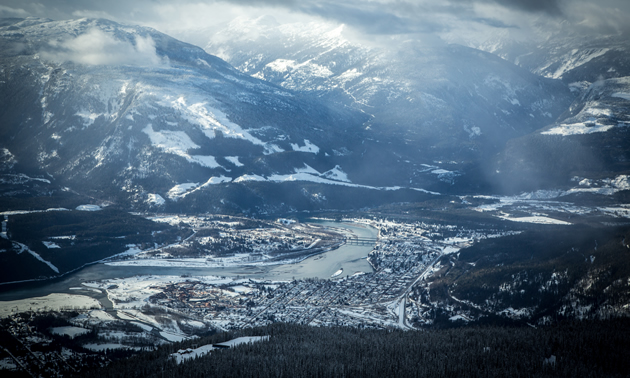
xmin=214 ymin=336 xmax=270 ymax=348
xmin=0 ymin=294 xmax=101 ymax=318
xmin=50 ymin=326 xmax=90 ymax=338
xmin=147 ymin=193 xmax=165 ymax=205
xmin=168 ymin=97 xmax=282 ymax=155
xmin=225 ymin=156 xmax=244 ymax=167
xmin=143 ymin=124 xmax=223 ymax=169
xmin=321 ymin=165 xmax=350 ymax=182
xmin=266 ymin=59 xmax=297 ymax=73
xmin=76 ymin=204 xmax=101 ymax=211
xmin=171 ymin=344 xmax=214 ymax=364
xmin=75 ymin=110 xmax=102 ymax=127
xmin=167 ymin=183 xmax=199 ymax=200
xmin=542 ymin=122 xmax=615 ymax=135
xmin=234 ymin=174 xmax=266 ymax=183
xmin=498 ymin=214 xmax=571 ymax=225
xmin=290 ymin=139 xmax=320 ymax=154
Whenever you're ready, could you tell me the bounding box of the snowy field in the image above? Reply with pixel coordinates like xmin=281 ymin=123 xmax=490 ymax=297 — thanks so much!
xmin=50 ymin=326 xmax=90 ymax=338
xmin=0 ymin=294 xmax=101 ymax=317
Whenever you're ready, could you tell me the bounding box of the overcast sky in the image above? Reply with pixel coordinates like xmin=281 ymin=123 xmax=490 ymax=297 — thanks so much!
xmin=1 ymin=0 xmax=628 ymax=46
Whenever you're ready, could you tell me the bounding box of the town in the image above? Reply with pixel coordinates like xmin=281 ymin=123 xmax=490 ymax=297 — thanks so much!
xmin=90 ymin=216 xmax=518 ymax=330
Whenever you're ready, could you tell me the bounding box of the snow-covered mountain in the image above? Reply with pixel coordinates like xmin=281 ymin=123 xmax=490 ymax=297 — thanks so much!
xmin=1 ymin=16 xmax=627 ymax=213
xmin=478 ymin=31 xmax=630 ymax=192
xmin=3 ymin=18 xmax=430 ymax=213
xmin=205 ymin=17 xmax=574 ymax=170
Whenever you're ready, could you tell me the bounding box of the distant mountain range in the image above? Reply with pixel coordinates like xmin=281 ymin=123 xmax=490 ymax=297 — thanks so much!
xmin=0 ymin=16 xmax=628 ymax=214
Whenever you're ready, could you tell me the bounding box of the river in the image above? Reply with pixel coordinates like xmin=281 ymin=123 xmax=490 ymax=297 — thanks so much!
xmin=0 ymin=220 xmax=376 ymax=303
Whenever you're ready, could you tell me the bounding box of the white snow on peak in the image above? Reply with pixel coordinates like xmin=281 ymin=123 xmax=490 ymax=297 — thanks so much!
xmin=267 ymin=59 xmax=297 ymax=73
xmin=290 ymin=139 xmax=320 ymax=154
xmin=262 ymin=58 xmax=333 ymax=79
xmin=612 ymin=92 xmax=630 ymax=101
xmin=548 ymin=48 xmax=610 ymax=79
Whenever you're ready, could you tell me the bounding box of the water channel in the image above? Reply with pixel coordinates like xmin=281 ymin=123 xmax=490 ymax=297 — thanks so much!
xmin=0 ymin=221 xmax=377 ymax=304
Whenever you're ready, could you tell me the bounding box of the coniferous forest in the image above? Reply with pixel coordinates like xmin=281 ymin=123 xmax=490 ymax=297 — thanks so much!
xmin=82 ymin=320 xmax=630 ymax=378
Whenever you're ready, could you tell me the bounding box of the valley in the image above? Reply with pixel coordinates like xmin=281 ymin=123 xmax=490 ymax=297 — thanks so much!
xmin=2 ymin=186 xmax=629 ymax=375
xmin=1 ymin=6 xmax=630 ymax=376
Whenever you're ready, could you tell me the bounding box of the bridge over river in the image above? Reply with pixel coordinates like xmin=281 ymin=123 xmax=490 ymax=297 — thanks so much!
xmin=345 ymin=237 xmax=378 ymax=246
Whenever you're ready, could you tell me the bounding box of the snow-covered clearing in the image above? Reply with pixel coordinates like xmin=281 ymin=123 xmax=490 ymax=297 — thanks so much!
xmin=160 ymin=331 xmax=189 ymax=342
xmin=42 ymin=241 xmax=61 ymax=249
xmin=147 ymin=193 xmax=165 ymax=205
xmin=171 ymin=344 xmax=214 ymax=364
xmin=542 ymin=122 xmax=615 ymax=135
xmin=290 ymin=139 xmax=319 ymax=154
xmin=497 ymin=214 xmax=571 ymax=225
xmin=50 ymin=326 xmax=90 ymax=338
xmin=76 ymin=204 xmax=101 ymax=211
xmin=214 ymin=336 xmax=270 ymax=348
xmin=83 ymin=343 xmax=143 ymax=351
xmin=0 ymin=294 xmax=101 ymax=318
xmin=72 ymin=310 xmax=116 ymax=325
xmin=225 ymin=156 xmax=244 ymax=167
xmin=142 ymin=124 xmax=222 ymax=169
xmin=0 ymin=208 xmax=69 ymax=216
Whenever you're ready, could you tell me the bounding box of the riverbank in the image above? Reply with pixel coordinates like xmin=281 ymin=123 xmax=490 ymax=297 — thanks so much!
xmin=0 ymin=220 xmax=377 ymax=304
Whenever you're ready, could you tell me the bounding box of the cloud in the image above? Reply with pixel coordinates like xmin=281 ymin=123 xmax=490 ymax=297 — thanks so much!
xmin=0 ymin=5 xmax=29 ymax=18
xmin=71 ymin=9 xmax=116 ymax=20
xmin=490 ymin=0 xmax=563 ymax=15
xmin=40 ymin=28 xmax=163 ymax=66
xmin=5 ymin=0 xmax=630 ymax=46
xmin=298 ymin=2 xmax=443 ymax=35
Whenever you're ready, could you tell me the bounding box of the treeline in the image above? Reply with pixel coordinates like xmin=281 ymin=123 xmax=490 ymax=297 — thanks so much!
xmin=85 ymin=320 xmax=630 ymax=377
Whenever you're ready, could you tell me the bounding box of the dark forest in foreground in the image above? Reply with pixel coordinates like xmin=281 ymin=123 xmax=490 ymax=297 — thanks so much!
xmin=81 ymin=320 xmax=630 ymax=378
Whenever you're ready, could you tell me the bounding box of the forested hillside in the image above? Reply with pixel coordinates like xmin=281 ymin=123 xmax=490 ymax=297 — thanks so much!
xmin=86 ymin=321 xmax=630 ymax=377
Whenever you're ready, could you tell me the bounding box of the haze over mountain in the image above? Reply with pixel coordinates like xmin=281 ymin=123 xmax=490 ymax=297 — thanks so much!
xmin=1 ymin=3 xmax=630 ymax=376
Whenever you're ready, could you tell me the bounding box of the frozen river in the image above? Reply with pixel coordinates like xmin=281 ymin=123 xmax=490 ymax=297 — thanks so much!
xmin=0 ymin=221 xmax=376 ymax=303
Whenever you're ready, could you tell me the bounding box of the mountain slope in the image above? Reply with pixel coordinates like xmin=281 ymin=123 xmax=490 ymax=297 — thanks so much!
xmin=480 ymin=32 xmax=630 ymax=193
xmin=3 ymin=18 xmax=434 ymax=213
xmin=204 ymin=16 xmax=575 ymax=187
